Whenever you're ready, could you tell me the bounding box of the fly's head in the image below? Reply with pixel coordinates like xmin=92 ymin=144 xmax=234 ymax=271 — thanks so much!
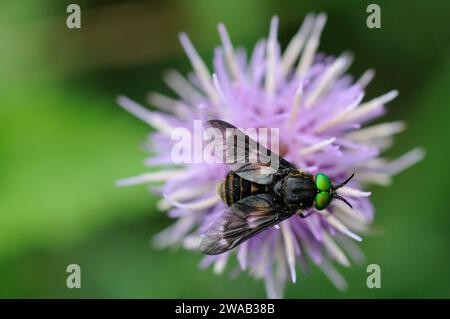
xmin=313 ymin=173 xmax=354 ymax=210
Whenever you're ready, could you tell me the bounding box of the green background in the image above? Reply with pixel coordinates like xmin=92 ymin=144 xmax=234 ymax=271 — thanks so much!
xmin=0 ymin=0 xmax=449 ymax=298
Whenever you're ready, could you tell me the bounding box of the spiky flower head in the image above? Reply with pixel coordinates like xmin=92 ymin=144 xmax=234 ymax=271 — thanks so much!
xmin=117 ymin=14 xmax=424 ymax=298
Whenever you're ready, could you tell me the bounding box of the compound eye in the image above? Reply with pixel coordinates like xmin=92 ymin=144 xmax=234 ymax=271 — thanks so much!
xmin=316 ymin=173 xmax=331 ymax=192
xmin=315 ymin=191 xmax=331 ymax=210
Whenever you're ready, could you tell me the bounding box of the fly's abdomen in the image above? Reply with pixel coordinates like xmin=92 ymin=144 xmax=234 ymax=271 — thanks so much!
xmin=218 ymin=172 xmax=268 ymax=206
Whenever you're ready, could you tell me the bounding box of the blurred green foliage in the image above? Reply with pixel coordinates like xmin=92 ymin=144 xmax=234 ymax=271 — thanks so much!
xmin=0 ymin=0 xmax=449 ymax=298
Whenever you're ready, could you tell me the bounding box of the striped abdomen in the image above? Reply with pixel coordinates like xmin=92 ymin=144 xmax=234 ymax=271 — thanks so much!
xmin=217 ymin=172 xmax=269 ymax=206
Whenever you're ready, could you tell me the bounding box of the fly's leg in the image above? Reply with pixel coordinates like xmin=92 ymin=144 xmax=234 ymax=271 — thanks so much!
xmin=298 ymin=211 xmax=314 ymax=218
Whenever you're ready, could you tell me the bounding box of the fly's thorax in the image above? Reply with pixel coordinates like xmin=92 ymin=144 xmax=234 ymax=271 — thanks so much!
xmin=280 ymin=172 xmax=316 ymax=209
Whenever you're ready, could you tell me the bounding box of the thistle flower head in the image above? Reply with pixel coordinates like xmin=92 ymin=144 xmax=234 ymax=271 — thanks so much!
xmin=117 ymin=14 xmax=424 ymax=298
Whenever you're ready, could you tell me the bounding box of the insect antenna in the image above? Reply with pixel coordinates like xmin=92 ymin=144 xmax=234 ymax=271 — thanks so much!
xmin=332 ymin=193 xmax=353 ymax=209
xmin=331 ymin=173 xmax=355 ymax=209
xmin=331 ymin=173 xmax=355 ymax=191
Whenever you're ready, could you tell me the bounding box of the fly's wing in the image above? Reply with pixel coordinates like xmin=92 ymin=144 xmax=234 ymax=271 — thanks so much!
xmin=200 ymin=194 xmax=295 ymax=255
xmin=206 ymin=119 xmax=296 ymax=184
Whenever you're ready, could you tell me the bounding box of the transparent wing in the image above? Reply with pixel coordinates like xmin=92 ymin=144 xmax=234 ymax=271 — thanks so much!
xmin=200 ymin=194 xmax=294 ymax=255
xmin=206 ymin=120 xmax=296 ymax=184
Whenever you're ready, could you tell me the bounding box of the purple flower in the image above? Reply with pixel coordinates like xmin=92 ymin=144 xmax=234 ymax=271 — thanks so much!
xmin=117 ymin=14 xmax=424 ymax=298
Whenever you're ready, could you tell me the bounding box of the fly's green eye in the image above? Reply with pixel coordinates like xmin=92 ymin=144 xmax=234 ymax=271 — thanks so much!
xmin=315 ymin=173 xmax=331 ymax=192
xmin=315 ymin=191 xmax=331 ymax=210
